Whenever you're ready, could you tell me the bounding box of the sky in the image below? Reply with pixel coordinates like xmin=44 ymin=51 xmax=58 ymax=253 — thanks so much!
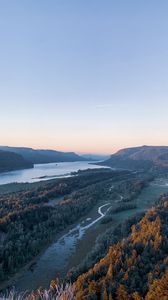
xmin=0 ymin=0 xmax=168 ymax=154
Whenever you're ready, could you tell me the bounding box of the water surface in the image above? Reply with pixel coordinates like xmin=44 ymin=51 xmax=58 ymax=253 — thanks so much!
xmin=0 ymin=161 xmax=104 ymax=185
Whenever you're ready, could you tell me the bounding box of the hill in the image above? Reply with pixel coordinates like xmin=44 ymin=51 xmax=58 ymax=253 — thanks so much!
xmin=20 ymin=195 xmax=168 ymax=300
xmin=0 ymin=150 xmax=33 ymax=173
xmin=70 ymin=195 xmax=168 ymax=299
xmin=0 ymin=146 xmax=86 ymax=164
xmin=100 ymin=145 xmax=168 ymax=171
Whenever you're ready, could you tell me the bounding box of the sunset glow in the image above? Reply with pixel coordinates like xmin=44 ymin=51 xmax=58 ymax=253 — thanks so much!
xmin=1 ymin=1 xmax=168 ymax=154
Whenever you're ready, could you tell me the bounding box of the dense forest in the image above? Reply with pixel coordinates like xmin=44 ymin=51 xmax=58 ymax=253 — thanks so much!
xmin=1 ymin=168 xmax=137 ymax=282
xmin=67 ymin=213 xmax=144 ymax=283
xmin=0 ymin=150 xmax=33 ymax=173
xmin=17 ymin=194 xmax=168 ymax=300
xmin=70 ymin=195 xmax=168 ymax=299
xmin=0 ymin=168 xmax=150 ymax=285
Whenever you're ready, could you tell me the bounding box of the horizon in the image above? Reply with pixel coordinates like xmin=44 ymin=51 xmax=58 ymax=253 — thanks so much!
xmin=1 ymin=143 xmax=168 ymax=156
xmin=1 ymin=1 xmax=168 ymax=152
xmin=1 ymin=2 xmax=168 ymax=297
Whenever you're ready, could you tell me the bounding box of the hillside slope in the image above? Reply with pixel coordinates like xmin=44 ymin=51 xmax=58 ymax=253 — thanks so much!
xmin=0 ymin=150 xmax=33 ymax=173
xmin=2 ymin=195 xmax=168 ymax=299
xmin=101 ymin=146 xmax=168 ymax=170
xmin=24 ymin=195 xmax=168 ymax=300
xmin=72 ymin=195 xmax=168 ymax=299
xmin=0 ymin=146 xmax=86 ymax=164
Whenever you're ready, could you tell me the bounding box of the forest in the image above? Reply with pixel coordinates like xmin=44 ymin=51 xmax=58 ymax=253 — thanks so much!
xmin=70 ymin=194 xmax=168 ymax=299
xmin=13 ymin=193 xmax=168 ymax=300
xmin=0 ymin=168 xmax=150 ymax=284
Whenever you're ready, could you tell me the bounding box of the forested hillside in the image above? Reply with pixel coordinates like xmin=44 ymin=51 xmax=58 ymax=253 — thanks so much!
xmin=0 ymin=151 xmax=33 ymax=173
xmin=71 ymin=195 xmax=168 ymax=299
xmin=12 ymin=194 xmax=168 ymax=300
xmin=101 ymin=146 xmax=168 ymax=171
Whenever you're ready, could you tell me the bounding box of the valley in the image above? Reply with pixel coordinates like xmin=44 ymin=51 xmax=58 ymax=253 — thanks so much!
xmin=0 ymin=165 xmax=158 ymax=294
xmin=1 ymin=1 xmax=168 ymax=297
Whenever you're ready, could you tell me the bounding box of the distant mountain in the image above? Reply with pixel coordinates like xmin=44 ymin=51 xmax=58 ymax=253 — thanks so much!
xmin=81 ymin=154 xmax=110 ymax=161
xmin=0 ymin=150 xmax=33 ymax=173
xmin=100 ymin=145 xmax=168 ymax=170
xmin=0 ymin=146 xmax=86 ymax=164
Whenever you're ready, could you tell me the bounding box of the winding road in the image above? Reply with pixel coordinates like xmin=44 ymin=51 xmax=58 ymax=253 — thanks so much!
xmin=82 ymin=203 xmax=111 ymax=230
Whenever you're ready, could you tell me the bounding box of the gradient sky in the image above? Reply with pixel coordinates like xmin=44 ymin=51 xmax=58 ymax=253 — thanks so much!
xmin=0 ymin=1 xmax=168 ymax=154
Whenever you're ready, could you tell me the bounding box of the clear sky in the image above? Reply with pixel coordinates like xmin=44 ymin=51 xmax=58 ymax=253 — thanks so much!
xmin=0 ymin=0 xmax=168 ymax=154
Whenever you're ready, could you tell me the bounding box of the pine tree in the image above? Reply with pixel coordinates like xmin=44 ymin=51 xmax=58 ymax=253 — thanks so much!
xmin=103 ymin=287 xmax=108 ymax=300
xmin=117 ymin=284 xmax=129 ymax=300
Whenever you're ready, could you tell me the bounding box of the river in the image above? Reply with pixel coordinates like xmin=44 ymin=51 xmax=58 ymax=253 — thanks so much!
xmin=0 ymin=161 xmax=106 ymax=185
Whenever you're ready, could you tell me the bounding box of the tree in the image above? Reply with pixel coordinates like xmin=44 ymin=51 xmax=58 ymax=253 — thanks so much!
xmin=131 ymin=291 xmax=143 ymax=300
xmin=107 ymin=263 xmax=113 ymax=278
xmin=145 ymin=270 xmax=168 ymax=300
xmin=89 ymin=280 xmax=97 ymax=295
xmin=109 ymin=292 xmax=113 ymax=300
xmin=117 ymin=284 xmax=129 ymax=300
xmin=102 ymin=287 xmax=108 ymax=300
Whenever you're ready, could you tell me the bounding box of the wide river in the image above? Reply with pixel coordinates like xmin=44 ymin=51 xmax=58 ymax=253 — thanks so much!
xmin=0 ymin=161 xmax=105 ymax=185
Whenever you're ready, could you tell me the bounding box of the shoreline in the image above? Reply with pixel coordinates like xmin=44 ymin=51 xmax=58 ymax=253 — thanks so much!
xmin=0 ymin=161 xmax=105 ymax=187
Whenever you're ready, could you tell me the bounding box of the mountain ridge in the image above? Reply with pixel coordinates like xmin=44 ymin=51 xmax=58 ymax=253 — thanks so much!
xmin=100 ymin=145 xmax=168 ymax=170
xmin=0 ymin=146 xmax=86 ymax=164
